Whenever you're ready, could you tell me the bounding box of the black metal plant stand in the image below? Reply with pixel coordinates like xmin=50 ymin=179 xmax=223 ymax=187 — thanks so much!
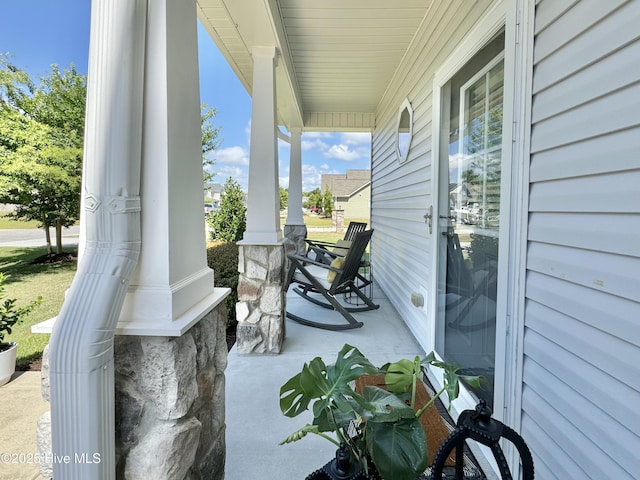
xmin=431 ymin=401 xmax=535 ymax=480
xmin=305 ymin=444 xmax=376 ymax=480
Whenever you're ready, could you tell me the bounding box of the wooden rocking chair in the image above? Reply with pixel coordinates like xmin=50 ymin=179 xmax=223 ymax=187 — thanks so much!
xmin=305 ymin=221 xmax=368 ymax=264
xmin=285 ymin=229 xmax=378 ymax=330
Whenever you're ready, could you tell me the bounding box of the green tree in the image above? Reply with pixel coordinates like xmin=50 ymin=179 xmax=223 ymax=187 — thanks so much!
xmin=207 ymin=177 xmax=246 ymax=242
xmin=0 ymin=57 xmax=85 ymax=254
xmin=322 ymin=186 xmax=333 ymax=218
xmin=279 ymin=186 xmax=288 ymax=210
xmin=201 ymin=103 xmax=222 ymax=184
xmin=304 ymin=188 xmax=322 ymax=211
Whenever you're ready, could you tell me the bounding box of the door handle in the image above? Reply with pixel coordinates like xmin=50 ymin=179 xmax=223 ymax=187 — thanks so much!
xmin=424 ymin=206 xmax=433 ymax=234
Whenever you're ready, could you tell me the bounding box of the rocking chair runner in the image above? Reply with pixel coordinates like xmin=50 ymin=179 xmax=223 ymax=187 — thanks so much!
xmin=285 ymin=229 xmax=378 ymax=331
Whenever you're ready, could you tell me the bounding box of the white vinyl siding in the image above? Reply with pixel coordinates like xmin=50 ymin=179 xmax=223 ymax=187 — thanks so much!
xmin=371 ymin=0 xmax=497 ymax=348
xmin=525 ymin=1 xmax=640 ymax=479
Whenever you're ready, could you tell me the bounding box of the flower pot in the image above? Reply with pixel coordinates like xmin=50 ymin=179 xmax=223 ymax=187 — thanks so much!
xmin=0 ymin=342 xmax=18 ymax=387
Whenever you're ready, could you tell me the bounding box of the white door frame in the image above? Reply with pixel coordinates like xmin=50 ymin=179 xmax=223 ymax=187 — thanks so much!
xmin=428 ymin=0 xmax=534 ymax=443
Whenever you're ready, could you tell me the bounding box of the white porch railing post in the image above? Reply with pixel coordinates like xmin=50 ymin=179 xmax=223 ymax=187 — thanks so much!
xmin=243 ymin=46 xmax=283 ymax=244
xmin=49 ymin=0 xmax=146 ymax=478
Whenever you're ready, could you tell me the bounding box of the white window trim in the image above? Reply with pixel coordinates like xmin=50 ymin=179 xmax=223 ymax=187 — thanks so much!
xmin=396 ymin=97 xmax=414 ymax=164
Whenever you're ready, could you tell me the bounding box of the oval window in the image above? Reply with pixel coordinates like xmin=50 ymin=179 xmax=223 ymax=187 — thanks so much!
xmin=397 ymin=98 xmax=413 ymax=163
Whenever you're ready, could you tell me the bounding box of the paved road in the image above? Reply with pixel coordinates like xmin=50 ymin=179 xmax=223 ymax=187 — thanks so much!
xmin=0 ymin=225 xmax=80 ymax=248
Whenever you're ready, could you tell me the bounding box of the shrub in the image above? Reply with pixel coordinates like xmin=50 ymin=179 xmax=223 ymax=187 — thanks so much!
xmin=207 ymin=177 xmax=246 ymax=242
xmin=0 ymin=272 xmax=42 ymax=347
xmin=207 ymin=241 xmax=239 ymax=329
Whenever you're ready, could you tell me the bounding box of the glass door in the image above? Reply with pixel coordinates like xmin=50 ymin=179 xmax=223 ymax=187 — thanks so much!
xmin=436 ymin=40 xmax=504 ymax=408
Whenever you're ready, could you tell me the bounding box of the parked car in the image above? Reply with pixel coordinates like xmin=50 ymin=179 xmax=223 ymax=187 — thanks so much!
xmin=204 ymin=203 xmax=214 ymax=215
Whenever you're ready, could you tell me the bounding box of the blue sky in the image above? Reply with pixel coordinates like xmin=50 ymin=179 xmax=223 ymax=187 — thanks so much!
xmin=0 ymin=0 xmax=372 ymax=192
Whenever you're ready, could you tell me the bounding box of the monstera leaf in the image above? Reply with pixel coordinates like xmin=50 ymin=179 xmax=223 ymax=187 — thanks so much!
xmin=361 ymin=385 xmax=427 ymax=480
xmin=280 ymin=344 xmax=378 ymax=426
xmin=424 ymin=353 xmax=489 ymax=406
xmin=384 ymin=357 xmax=421 ymax=394
xmin=365 ymin=416 xmax=427 ymax=480
xmin=363 ymin=386 xmax=414 ymax=423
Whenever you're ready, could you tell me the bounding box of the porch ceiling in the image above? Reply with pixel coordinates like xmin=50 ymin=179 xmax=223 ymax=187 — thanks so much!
xmin=197 ymin=0 xmax=431 ymax=131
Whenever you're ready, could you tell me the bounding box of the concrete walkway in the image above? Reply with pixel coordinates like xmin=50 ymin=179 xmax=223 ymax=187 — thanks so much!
xmin=0 ymin=372 xmax=48 ymax=480
xmin=0 ymin=226 xmax=80 ymax=248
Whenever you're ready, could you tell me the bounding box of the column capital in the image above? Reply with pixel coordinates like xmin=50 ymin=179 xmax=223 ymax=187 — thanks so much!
xmin=251 ymin=45 xmax=278 ymax=61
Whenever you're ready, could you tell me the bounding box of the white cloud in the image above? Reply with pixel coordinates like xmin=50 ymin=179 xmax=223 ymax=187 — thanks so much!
xmin=324 ymin=144 xmax=362 ymax=161
xmin=303 ymin=132 xmax=332 ymax=139
xmin=340 ymin=132 xmax=371 ymax=145
xmin=301 ymin=138 xmax=329 ymax=151
xmin=212 ymin=146 xmax=249 ymax=166
xmin=301 ymin=132 xmax=332 ymax=152
xmin=208 ymin=146 xmax=249 ymax=189
xmin=213 ymin=162 xmax=249 ymax=191
xmin=301 ymin=163 xmax=340 ymax=192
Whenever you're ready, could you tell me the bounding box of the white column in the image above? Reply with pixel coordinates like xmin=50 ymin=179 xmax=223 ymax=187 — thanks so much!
xmin=117 ymin=0 xmax=220 ymax=336
xmin=242 ymin=46 xmax=283 ymax=244
xmin=285 ymin=128 xmax=305 ymax=226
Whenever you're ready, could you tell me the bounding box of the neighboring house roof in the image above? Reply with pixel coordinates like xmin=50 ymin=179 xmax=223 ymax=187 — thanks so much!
xmin=321 ymin=170 xmax=371 ymax=198
xmin=205 ymin=183 xmax=224 ymax=194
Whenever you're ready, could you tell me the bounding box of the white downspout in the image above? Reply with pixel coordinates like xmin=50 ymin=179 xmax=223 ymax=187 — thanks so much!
xmin=48 ymin=1 xmax=146 ymax=478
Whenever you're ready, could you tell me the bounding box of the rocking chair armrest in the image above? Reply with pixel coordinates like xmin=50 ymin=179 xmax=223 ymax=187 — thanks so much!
xmin=288 ymin=253 xmax=330 ymax=268
xmin=307 ymin=244 xmax=346 ymax=259
xmin=287 ymin=253 xmax=344 ymax=272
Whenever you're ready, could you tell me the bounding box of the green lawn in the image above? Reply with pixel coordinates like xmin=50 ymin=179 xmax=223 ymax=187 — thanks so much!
xmin=303 ymin=215 xmax=370 ymax=246
xmin=0 ymin=246 xmax=77 ymax=369
xmin=303 ymin=214 xmax=333 ymax=227
xmin=0 ymin=214 xmax=368 ymax=369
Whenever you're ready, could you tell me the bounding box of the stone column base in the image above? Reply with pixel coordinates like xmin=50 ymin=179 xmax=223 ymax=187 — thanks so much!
xmin=36 ymin=302 xmax=228 ymax=480
xmin=235 ymin=243 xmax=285 ymax=354
xmin=283 ymin=224 xmax=308 ymax=258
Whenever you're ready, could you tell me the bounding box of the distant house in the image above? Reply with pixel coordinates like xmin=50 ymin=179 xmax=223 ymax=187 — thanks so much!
xmin=204 ymin=182 xmax=223 ymax=207
xmin=321 ymin=170 xmax=371 ymax=219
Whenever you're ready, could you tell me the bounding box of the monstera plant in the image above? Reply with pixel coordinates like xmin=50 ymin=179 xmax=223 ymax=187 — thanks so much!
xmin=279 ymin=344 xmax=487 ymax=480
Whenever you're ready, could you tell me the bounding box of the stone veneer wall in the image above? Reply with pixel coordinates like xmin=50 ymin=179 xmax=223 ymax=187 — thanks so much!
xmin=331 ymin=210 xmax=345 ymax=234
xmin=36 ymin=303 xmax=228 ymax=480
xmin=235 ymin=244 xmax=285 ymax=354
xmin=283 ymin=224 xmax=308 ymax=260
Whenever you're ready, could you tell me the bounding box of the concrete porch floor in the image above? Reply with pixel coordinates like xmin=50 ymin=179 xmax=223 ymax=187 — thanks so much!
xmin=0 ymin=284 xmax=423 ymax=480
xmin=225 ymin=283 xmax=424 ymax=479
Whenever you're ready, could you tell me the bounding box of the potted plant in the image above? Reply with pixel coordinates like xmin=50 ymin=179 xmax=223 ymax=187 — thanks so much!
xmin=279 ymin=344 xmax=487 ymax=480
xmin=0 ymin=273 xmax=42 ymax=386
